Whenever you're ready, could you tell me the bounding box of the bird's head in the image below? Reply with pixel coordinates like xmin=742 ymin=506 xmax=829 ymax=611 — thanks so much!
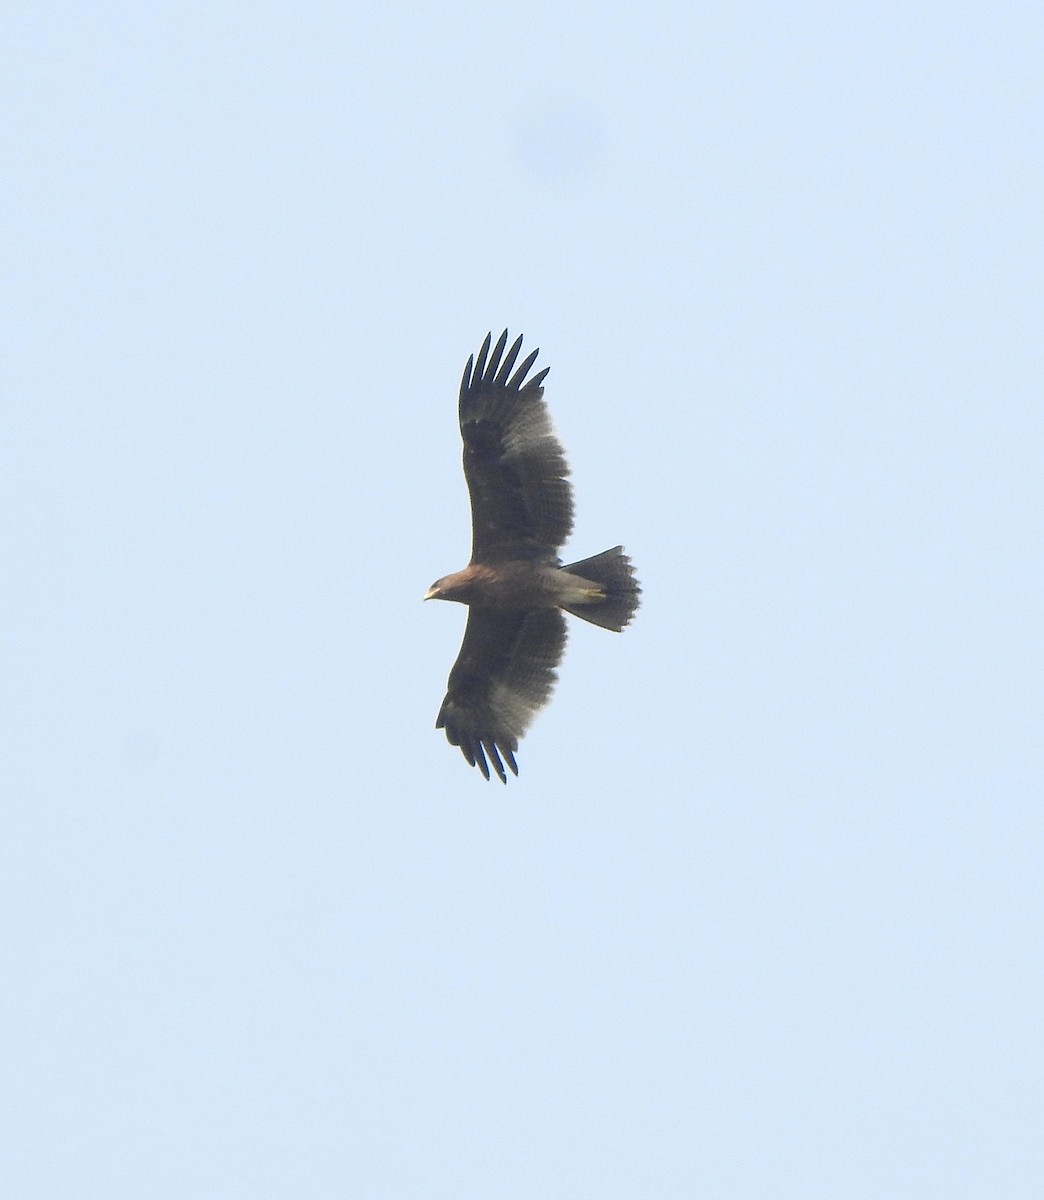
xmin=424 ymin=569 xmax=475 ymax=604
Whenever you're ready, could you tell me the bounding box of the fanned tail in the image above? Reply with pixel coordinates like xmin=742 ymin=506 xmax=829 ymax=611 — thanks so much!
xmin=561 ymin=546 xmax=641 ymax=631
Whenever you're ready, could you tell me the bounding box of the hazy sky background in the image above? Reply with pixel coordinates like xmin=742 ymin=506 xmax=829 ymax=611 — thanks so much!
xmin=4 ymin=2 xmax=1042 ymax=1196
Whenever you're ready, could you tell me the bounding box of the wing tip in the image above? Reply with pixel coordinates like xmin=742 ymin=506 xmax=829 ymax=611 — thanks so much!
xmin=484 ymin=330 xmax=510 ymax=384
xmin=529 ymin=365 xmax=550 ymax=391
xmin=471 ymin=735 xmax=520 ymax=784
xmin=460 ymin=353 xmax=475 ymax=393
xmin=437 ymin=713 xmax=521 ymax=784
xmin=461 ymin=330 xmax=548 ymax=398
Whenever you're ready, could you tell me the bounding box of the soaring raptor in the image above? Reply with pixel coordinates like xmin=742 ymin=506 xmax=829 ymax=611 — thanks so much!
xmin=426 ymin=331 xmax=640 ymax=782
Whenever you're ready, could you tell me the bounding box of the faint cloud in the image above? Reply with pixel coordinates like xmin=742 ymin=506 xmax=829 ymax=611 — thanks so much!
xmin=511 ymin=98 xmax=607 ymax=187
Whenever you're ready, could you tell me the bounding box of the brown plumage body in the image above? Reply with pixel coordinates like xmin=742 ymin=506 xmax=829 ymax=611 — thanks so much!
xmin=427 ymin=331 xmax=640 ymax=782
xmin=428 ymin=563 xmax=603 ymax=612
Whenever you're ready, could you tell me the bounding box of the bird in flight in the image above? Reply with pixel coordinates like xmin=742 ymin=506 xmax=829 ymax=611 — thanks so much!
xmin=426 ymin=330 xmax=640 ymax=782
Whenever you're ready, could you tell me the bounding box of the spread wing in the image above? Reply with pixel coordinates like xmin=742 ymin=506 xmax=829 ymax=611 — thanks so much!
xmin=436 ymin=606 xmax=567 ymax=783
xmin=459 ymin=330 xmax=574 ymax=563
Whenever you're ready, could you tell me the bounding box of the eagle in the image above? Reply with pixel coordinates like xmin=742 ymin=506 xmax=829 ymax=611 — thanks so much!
xmin=426 ymin=330 xmax=640 ymax=782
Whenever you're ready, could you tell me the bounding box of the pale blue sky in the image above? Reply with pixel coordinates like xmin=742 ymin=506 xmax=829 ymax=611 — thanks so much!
xmin=3 ymin=2 xmax=1043 ymax=1196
